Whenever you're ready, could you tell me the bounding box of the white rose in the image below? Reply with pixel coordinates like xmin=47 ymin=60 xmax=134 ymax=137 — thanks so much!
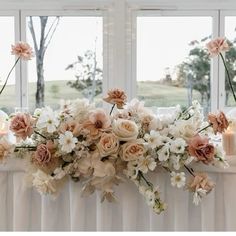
xmin=113 ymin=119 xmax=139 ymax=141
xmin=97 ymin=132 xmax=119 ymax=157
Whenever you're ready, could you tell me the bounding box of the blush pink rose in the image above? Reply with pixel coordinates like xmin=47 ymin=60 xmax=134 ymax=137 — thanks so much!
xmin=120 ymin=140 xmax=145 ymax=162
xmin=11 ymin=42 xmax=34 ymax=60
xmin=188 ymin=135 xmax=215 ymax=164
xmin=208 ymin=111 xmax=229 ymax=134
xmin=34 ymin=143 xmax=52 ymax=165
xmin=103 ymin=88 xmax=127 ymax=109
xmin=10 ymin=113 xmax=34 ymax=140
xmin=206 ymin=38 xmax=229 ymax=57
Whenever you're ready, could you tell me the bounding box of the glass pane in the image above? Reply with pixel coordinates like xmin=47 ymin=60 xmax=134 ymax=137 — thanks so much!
xmin=0 ymin=16 xmax=16 ymax=114
xmin=137 ymin=16 xmax=212 ymax=114
xmin=26 ymin=16 xmax=103 ymax=112
xmin=224 ymin=16 xmax=236 ymax=107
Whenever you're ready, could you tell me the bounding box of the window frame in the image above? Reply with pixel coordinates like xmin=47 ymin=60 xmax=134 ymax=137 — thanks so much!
xmin=20 ymin=9 xmax=109 ymax=109
xmin=219 ymin=10 xmax=236 ymax=112
xmin=128 ymin=9 xmax=220 ymax=111
xmin=0 ymin=10 xmax=21 ymax=108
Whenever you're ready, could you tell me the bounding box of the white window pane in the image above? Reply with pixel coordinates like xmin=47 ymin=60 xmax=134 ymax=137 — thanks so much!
xmin=137 ymin=16 xmax=212 ymax=114
xmin=0 ymin=16 xmax=16 ymax=114
xmin=26 ymin=16 xmax=103 ymax=111
xmin=224 ymin=16 xmax=236 ymax=107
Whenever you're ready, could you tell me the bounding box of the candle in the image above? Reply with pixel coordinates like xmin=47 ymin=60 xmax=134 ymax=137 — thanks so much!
xmin=222 ymin=127 xmax=236 ymax=156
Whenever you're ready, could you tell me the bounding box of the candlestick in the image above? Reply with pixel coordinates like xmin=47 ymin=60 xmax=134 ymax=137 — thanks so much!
xmin=222 ymin=128 xmax=236 ymax=156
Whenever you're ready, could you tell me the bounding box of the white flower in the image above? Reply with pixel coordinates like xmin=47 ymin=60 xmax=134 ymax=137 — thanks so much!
xmin=170 ymin=154 xmax=181 ymax=170
xmin=36 ymin=106 xmax=59 ymax=133
xmin=113 ymin=119 xmax=139 ymax=141
xmin=124 ymin=161 xmax=139 ymax=179
xmin=53 ymin=167 xmax=66 ymax=180
xmin=144 ymin=189 xmax=155 ymax=207
xmin=170 ymin=172 xmax=186 ymax=188
xmin=69 ymin=98 xmax=94 ymax=122
xmin=59 ymin=131 xmax=78 ymax=153
xmin=144 ymin=130 xmax=163 ymax=148
xmin=169 ymin=138 xmax=186 ymax=154
xmin=138 ymin=155 xmax=156 ymax=173
xmin=193 ymin=188 xmax=207 ymax=205
xmin=33 ymin=108 xmax=42 ymax=117
xmin=139 ymin=185 xmax=147 ymax=195
xmin=32 ymin=170 xmax=57 ymax=195
xmin=157 ymin=144 xmax=170 ymax=161
xmin=149 ymin=116 xmax=163 ymax=131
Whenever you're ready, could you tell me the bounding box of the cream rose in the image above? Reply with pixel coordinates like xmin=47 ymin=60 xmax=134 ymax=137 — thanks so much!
xmin=120 ymin=140 xmax=146 ymax=162
xmin=113 ymin=119 xmax=139 ymax=141
xmin=97 ymin=133 xmax=119 ymax=157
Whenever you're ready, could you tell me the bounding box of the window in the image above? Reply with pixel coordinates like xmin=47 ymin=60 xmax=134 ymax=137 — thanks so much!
xmin=219 ymin=11 xmax=236 ymax=110
xmin=25 ymin=15 xmax=103 ymax=112
xmin=0 ymin=15 xmax=16 ymax=114
xmin=1 ymin=1 xmax=236 ymax=116
xmin=136 ymin=14 xmax=213 ymax=114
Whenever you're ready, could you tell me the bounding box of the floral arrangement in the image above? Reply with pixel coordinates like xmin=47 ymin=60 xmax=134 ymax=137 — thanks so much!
xmin=0 ymin=39 xmax=231 ymax=214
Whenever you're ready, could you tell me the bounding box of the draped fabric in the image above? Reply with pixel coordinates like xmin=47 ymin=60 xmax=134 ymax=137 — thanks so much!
xmin=0 ymin=158 xmax=236 ymax=231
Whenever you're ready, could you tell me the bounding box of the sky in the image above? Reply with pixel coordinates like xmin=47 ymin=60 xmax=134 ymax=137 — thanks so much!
xmin=1 ymin=15 xmax=236 ymax=86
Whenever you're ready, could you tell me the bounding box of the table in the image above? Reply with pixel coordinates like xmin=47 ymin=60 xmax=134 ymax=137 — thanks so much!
xmin=0 ymin=157 xmax=236 ymax=231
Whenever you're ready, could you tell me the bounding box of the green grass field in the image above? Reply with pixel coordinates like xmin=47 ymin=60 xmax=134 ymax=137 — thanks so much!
xmin=0 ymin=80 xmax=204 ymax=114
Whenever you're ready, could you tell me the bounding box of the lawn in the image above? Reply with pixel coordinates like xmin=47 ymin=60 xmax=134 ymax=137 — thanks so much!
xmin=0 ymin=80 xmax=204 ymax=114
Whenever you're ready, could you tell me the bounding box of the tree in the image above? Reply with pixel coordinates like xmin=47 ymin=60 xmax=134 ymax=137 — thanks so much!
xmin=176 ymin=38 xmax=236 ymax=111
xmin=66 ymin=49 xmax=103 ymax=102
xmin=28 ymin=16 xmax=60 ymax=108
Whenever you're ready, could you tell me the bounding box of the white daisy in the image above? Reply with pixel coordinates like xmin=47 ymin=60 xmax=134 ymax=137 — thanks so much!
xmin=157 ymin=144 xmax=170 ymax=161
xmin=144 ymin=130 xmax=162 ymax=148
xmin=59 ymin=131 xmax=78 ymax=153
xmin=144 ymin=189 xmax=155 ymax=207
xmin=170 ymin=154 xmax=181 ymax=170
xmin=170 ymin=172 xmax=186 ymax=188
xmin=138 ymin=155 xmax=156 ymax=173
xmin=169 ymin=138 xmax=186 ymax=154
xmin=36 ymin=106 xmax=60 ymax=133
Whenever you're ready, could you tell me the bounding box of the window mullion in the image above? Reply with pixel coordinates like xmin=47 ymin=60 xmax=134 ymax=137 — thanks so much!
xmin=19 ymin=10 xmax=28 ymax=110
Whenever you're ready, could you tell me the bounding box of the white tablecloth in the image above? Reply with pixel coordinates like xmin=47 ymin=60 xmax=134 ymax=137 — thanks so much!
xmin=0 ymin=158 xmax=236 ymax=231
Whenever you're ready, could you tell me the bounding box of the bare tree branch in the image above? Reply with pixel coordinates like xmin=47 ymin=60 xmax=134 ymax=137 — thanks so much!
xmin=28 ymin=16 xmax=38 ymax=53
xmin=44 ymin=16 xmax=59 ymax=43
xmin=43 ymin=17 xmax=60 ymax=56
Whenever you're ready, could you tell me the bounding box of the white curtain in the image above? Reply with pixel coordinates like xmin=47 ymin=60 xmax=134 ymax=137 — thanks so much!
xmin=0 ymin=159 xmax=236 ymax=231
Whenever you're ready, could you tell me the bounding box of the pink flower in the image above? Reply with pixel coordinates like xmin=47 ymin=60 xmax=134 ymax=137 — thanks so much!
xmin=0 ymin=137 xmax=13 ymax=162
xmin=206 ymin=38 xmax=229 ymax=57
xmin=11 ymin=42 xmax=34 ymax=60
xmin=10 ymin=113 xmax=34 ymax=140
xmin=82 ymin=109 xmax=111 ymax=138
xmin=188 ymin=173 xmax=215 ymax=193
xmin=120 ymin=140 xmax=146 ymax=162
xmin=188 ymin=135 xmax=215 ymax=164
xmin=208 ymin=111 xmax=229 ymax=134
xmin=103 ymin=88 xmax=127 ymax=109
xmin=33 ymin=143 xmax=52 ymax=166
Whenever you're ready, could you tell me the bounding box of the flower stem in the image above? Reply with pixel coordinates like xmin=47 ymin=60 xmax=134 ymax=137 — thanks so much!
xmin=220 ymin=52 xmax=236 ymax=103
xmin=184 ymin=164 xmax=195 ymax=177
xmin=0 ymin=57 xmax=20 ymax=95
xmin=109 ymin=104 xmax=115 ymax=115
xmin=34 ymin=130 xmax=47 ymax=139
xmin=198 ymin=124 xmax=212 ymax=133
xmin=139 ymin=171 xmax=153 ymax=189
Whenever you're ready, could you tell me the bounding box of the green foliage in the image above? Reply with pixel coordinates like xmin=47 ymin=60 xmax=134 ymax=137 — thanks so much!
xmin=66 ymin=50 xmax=102 ymax=101
xmin=176 ymin=38 xmax=236 ymax=107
